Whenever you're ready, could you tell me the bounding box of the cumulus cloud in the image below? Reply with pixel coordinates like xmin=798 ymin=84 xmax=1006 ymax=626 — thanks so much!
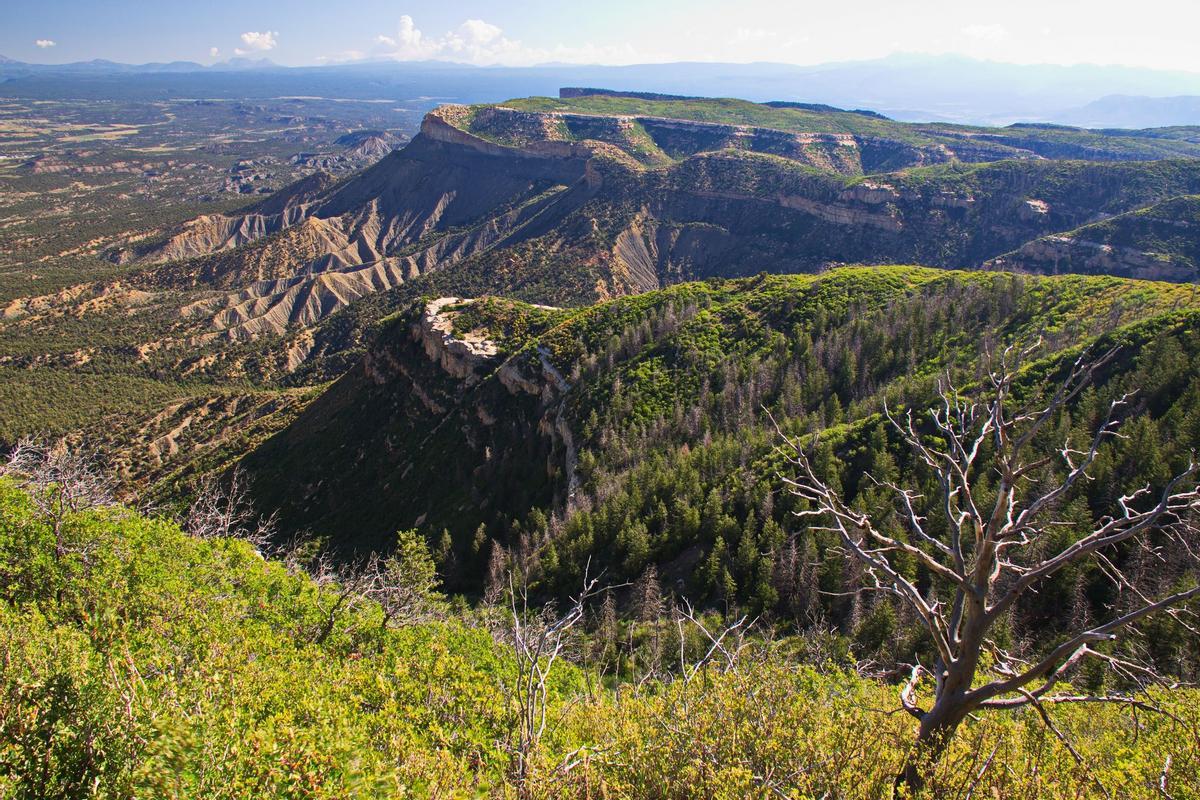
xmin=35 ymin=39 xmax=56 ymax=48
xmin=370 ymin=15 xmax=534 ymax=65
xmin=209 ymin=46 xmax=220 ymax=58
xmin=458 ymin=19 xmax=502 ymax=46
xmin=961 ymin=24 xmax=1008 ymax=42
xmin=237 ymin=31 xmax=278 ymax=54
xmin=322 ymin=15 xmax=653 ymax=67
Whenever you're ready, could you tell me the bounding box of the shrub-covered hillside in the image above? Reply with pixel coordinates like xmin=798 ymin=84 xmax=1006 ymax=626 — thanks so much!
xmin=1 ymin=478 xmax=1199 ymax=798
xmin=991 ymin=194 xmax=1200 ymax=281
xmin=0 ymin=478 xmax=520 ymax=797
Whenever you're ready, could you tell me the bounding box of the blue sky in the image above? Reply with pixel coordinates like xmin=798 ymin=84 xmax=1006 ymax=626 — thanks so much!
xmin=5 ymin=0 xmax=1200 ymax=72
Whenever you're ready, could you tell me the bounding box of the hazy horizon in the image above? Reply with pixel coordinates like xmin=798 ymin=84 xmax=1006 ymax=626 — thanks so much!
xmin=6 ymin=0 xmax=1200 ymax=73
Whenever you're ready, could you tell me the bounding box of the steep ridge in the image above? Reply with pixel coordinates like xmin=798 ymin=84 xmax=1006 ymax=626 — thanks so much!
xmin=136 ymin=110 xmax=597 ymax=267
xmin=125 ymin=112 xmax=610 ymax=338
xmin=333 ymin=129 xmax=405 ymax=161
xmin=239 ymin=269 xmax=1200 ymax=596
xmin=121 ymin=99 xmax=1200 ymax=348
xmin=459 ymin=104 xmax=952 ymax=172
xmin=241 ymin=296 xmax=576 ymax=556
xmin=499 ymin=94 xmax=1200 ymax=162
xmin=988 ymin=194 xmax=1200 ymax=281
xmin=73 ymin=388 xmax=315 ymax=498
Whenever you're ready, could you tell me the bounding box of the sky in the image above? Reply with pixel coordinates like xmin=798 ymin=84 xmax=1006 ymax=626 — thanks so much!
xmin=4 ymin=0 xmax=1200 ymax=73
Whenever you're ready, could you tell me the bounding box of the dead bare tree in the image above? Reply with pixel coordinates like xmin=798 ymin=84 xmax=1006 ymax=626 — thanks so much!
xmin=183 ymin=467 xmax=275 ymax=550
xmin=305 ymin=552 xmax=375 ymax=646
xmin=675 ymin=599 xmax=753 ymax=684
xmin=3 ymin=438 xmax=113 ymax=561
xmin=495 ymin=563 xmax=603 ymax=796
xmin=776 ymin=343 xmax=1200 ymax=791
xmin=273 ymin=530 xmax=443 ymax=645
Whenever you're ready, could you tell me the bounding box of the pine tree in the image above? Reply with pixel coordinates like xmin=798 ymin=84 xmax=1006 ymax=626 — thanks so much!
xmin=434 ymin=528 xmax=455 ymax=576
xmin=700 ymin=488 xmax=724 ymax=540
xmin=593 ymin=590 xmax=619 ymax=672
xmin=734 ymin=512 xmax=758 ymax=581
xmin=701 ymin=537 xmax=726 ymax=594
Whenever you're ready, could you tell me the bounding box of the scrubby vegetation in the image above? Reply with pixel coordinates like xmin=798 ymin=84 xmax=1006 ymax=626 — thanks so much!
xmin=0 ymin=475 xmax=520 ymax=797
xmin=1 ymin=472 xmax=1197 ymax=798
xmin=6 ymin=89 xmax=1200 ymax=797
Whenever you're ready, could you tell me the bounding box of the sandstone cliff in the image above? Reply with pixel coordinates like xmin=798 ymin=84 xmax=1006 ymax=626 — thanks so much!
xmin=107 ymin=102 xmax=1200 ymax=356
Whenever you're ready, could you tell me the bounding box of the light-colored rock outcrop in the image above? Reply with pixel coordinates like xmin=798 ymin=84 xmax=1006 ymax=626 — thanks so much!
xmin=779 ymin=194 xmax=904 ymax=232
xmin=402 ymin=297 xmax=579 ymax=503
xmin=612 ymin=217 xmax=663 ymax=293
xmin=990 ymin=235 xmax=1196 ymax=282
xmin=412 ymin=298 xmax=499 ymax=386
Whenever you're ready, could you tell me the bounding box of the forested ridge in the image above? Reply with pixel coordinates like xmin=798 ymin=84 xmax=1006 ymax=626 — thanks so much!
xmin=226 ymin=269 xmax=1200 ymax=697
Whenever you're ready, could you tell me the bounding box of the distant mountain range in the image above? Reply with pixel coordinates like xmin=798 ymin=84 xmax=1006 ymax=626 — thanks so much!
xmin=0 ymin=55 xmax=277 ymax=74
xmin=4 ymin=53 xmax=1200 ymax=127
xmin=1059 ymin=94 xmax=1200 ymax=128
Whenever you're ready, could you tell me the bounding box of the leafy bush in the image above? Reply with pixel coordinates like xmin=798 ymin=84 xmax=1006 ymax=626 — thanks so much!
xmin=0 ymin=479 xmax=518 ymax=797
xmin=1 ymin=479 xmax=1197 ymax=797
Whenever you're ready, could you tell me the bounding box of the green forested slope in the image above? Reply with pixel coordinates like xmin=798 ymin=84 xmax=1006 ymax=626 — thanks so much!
xmin=991 ymin=194 xmax=1200 ymax=281
xmin=240 ymin=269 xmax=1200 ymax=678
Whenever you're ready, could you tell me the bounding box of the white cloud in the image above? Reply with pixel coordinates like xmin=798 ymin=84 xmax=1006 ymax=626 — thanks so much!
xmin=395 ymin=15 xmax=425 ymax=51
xmin=369 ymin=15 xmax=540 ymax=65
xmin=961 ymin=24 xmax=1008 ymax=43
xmin=325 ymin=15 xmax=662 ymax=67
xmin=238 ymin=31 xmax=278 ymax=52
xmin=35 ymin=39 xmax=56 ymax=48
xmin=209 ymin=46 xmax=220 ymax=58
xmin=319 ymin=14 xmax=681 ymax=66
xmin=458 ymin=19 xmax=502 ymax=46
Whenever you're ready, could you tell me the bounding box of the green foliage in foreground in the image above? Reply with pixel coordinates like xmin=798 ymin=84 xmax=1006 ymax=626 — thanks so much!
xmin=2 ymin=479 xmax=1199 ymax=798
xmin=0 ymin=479 xmax=517 ymax=798
xmin=559 ymin=665 xmax=1200 ymax=799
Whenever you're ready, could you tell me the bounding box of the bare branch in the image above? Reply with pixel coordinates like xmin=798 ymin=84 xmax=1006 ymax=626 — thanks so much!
xmin=777 ymin=342 xmax=1200 ymax=791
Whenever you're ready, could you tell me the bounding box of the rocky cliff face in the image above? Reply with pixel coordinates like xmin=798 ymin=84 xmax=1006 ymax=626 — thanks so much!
xmin=241 ymin=297 xmax=578 ymax=561
xmin=115 ymin=103 xmax=1200 ymax=357
xmin=990 ymin=236 xmax=1196 ymax=281
xmin=987 ymin=195 xmax=1200 ymax=281
xmin=454 ymin=103 xmax=970 ymax=174
xmin=415 ymin=298 xmax=499 ymax=385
